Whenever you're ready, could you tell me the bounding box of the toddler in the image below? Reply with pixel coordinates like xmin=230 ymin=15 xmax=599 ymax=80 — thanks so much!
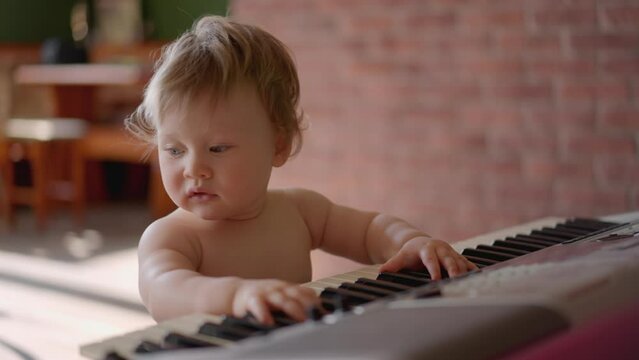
xmin=126 ymin=15 xmax=477 ymax=325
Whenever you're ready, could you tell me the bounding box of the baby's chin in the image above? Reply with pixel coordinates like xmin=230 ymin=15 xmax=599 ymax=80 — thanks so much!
xmin=186 ymin=207 xmax=254 ymax=222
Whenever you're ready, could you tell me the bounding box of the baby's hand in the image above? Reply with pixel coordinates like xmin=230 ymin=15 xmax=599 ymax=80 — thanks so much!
xmin=379 ymin=237 xmax=478 ymax=280
xmin=232 ymin=279 xmax=320 ymax=325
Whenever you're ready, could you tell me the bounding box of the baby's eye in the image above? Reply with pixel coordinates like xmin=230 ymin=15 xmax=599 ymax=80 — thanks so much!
xmin=209 ymin=145 xmax=230 ymax=153
xmin=164 ymin=147 xmax=183 ymax=157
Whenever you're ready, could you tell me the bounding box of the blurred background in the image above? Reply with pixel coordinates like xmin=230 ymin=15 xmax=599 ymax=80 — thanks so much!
xmin=0 ymin=0 xmax=637 ymax=359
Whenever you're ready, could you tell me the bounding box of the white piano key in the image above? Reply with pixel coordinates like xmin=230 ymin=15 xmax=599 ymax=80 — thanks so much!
xmin=452 ymin=217 xmax=565 ymax=252
xmin=329 ymin=272 xmax=369 ymax=284
xmin=304 ymin=285 xmax=326 ymax=295
xmin=80 ymin=314 xmax=230 ymax=359
xmin=81 ymin=325 xmax=169 ymax=360
xmin=310 ymin=279 xmax=345 ymax=290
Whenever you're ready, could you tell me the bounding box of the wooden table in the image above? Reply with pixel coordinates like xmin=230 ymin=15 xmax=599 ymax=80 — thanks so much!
xmin=14 ymin=63 xmax=174 ymax=218
xmin=14 ymin=63 xmax=149 ymax=121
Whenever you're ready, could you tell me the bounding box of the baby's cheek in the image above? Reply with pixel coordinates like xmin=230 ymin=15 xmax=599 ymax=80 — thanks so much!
xmin=162 ymin=175 xmax=185 ymax=205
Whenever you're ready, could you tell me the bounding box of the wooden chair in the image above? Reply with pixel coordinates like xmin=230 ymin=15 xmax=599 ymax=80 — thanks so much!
xmin=1 ymin=117 xmax=88 ymax=230
xmin=81 ymin=125 xmax=175 ymax=219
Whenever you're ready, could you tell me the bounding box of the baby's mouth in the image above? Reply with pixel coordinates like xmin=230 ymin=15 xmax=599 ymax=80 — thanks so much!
xmin=188 ymin=190 xmax=217 ymax=199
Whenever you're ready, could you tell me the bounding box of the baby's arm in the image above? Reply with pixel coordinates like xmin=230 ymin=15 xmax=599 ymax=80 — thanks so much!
xmin=290 ymin=189 xmax=476 ymax=279
xmin=138 ymin=220 xmax=318 ymax=324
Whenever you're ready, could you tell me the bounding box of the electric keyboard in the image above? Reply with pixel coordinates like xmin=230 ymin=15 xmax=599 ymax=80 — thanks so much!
xmin=80 ymin=213 xmax=639 ymax=360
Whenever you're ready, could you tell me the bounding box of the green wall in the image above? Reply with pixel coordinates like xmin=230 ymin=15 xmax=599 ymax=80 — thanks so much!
xmin=0 ymin=0 xmax=76 ymax=42
xmin=143 ymin=0 xmax=229 ymax=40
xmin=0 ymin=0 xmax=229 ymax=43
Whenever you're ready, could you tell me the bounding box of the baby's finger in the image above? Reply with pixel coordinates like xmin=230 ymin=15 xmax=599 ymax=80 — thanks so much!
xmin=465 ymin=257 xmax=479 ymax=271
xmin=456 ymin=256 xmax=471 ymax=275
xmin=442 ymin=255 xmax=460 ymax=277
xmin=419 ymin=247 xmax=441 ymax=280
xmin=283 ymin=287 xmax=320 ymax=309
xmin=266 ymin=291 xmax=306 ymax=322
xmin=379 ymin=254 xmax=405 ymax=273
xmin=246 ymin=296 xmax=273 ymax=325
xmin=283 ymin=298 xmax=308 ymax=322
xmin=435 ymin=246 xmax=462 ymax=277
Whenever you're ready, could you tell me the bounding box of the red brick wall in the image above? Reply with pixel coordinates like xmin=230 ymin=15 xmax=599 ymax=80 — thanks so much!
xmin=232 ymin=0 xmax=639 ymax=245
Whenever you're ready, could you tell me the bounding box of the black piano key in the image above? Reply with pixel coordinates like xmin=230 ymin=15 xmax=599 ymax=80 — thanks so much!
xmin=162 ymin=332 xmax=217 ymax=349
xmin=517 ymin=233 xmax=562 ymax=244
xmin=566 ymin=218 xmax=616 ymax=231
xmin=321 ymin=287 xmax=379 ymax=306
xmin=399 ymin=268 xmax=451 ymax=279
xmin=564 ymin=222 xmax=604 ymax=233
xmin=306 ymin=305 xmax=325 ymax=321
xmin=134 ymin=340 xmax=163 ymax=354
xmin=244 ymin=310 xmax=296 ymax=328
xmin=198 ymin=322 xmax=258 ymax=341
xmin=441 ymin=268 xmax=450 ymax=279
xmin=463 ymin=255 xmax=498 ymax=267
xmin=398 ymin=269 xmax=432 ymax=279
xmin=271 ymin=311 xmax=297 ymax=327
xmin=537 ymin=227 xmax=576 ymax=238
xmin=377 ymin=272 xmax=430 ymax=287
xmin=497 ymin=239 xmax=545 ymax=252
xmin=477 ymin=244 xmax=529 ymax=257
xmin=563 ymin=219 xmax=621 ymax=244
xmin=320 ymin=297 xmax=335 ymax=311
xmin=243 ymin=310 xmax=298 ymax=330
xmin=555 ymin=224 xmax=593 ymax=235
xmin=560 ymin=221 xmax=602 ymax=232
xmin=528 ymin=231 xmax=569 ymax=242
xmin=462 ymin=248 xmax=515 ymax=262
xmin=574 ymin=217 xmax=618 ymax=228
xmin=355 ymin=277 xmax=412 ymax=292
xmin=541 ymin=226 xmax=584 ymax=238
xmin=220 ymin=316 xmax=273 ymax=333
xmin=320 ymin=296 xmax=343 ymax=313
xmin=510 ymin=236 xmax=555 ymax=247
xmin=104 ymin=352 xmax=128 ymax=360
xmin=339 ymin=282 xmax=397 ymax=297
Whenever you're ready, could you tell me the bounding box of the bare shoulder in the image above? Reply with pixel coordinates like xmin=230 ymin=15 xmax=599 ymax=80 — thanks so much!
xmin=272 ymin=188 xmax=332 ymax=248
xmin=274 ymin=188 xmax=332 ymax=210
xmin=138 ymin=209 xmax=203 ymax=268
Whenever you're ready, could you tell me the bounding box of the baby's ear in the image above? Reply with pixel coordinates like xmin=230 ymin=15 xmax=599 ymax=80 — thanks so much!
xmin=272 ymin=131 xmax=291 ymax=167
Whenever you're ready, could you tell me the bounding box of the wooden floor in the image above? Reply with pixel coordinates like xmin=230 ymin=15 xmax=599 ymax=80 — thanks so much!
xmin=0 ymin=277 xmax=154 ymax=360
xmin=0 ymin=203 xmax=155 ymax=360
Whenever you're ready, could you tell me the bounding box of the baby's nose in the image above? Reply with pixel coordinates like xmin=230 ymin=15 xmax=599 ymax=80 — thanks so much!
xmin=184 ymin=158 xmax=212 ymax=179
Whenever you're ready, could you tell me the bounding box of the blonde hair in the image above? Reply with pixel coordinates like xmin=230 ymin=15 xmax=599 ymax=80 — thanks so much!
xmin=126 ymin=15 xmax=304 ymax=156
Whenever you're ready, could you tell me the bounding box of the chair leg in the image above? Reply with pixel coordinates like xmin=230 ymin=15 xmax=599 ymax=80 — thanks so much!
xmin=71 ymin=140 xmax=86 ymax=227
xmin=0 ymin=142 xmax=15 ymax=229
xmin=30 ymin=142 xmax=48 ymax=231
xmin=0 ymin=143 xmax=14 ymax=228
xmin=2 ymin=139 xmax=88 ymax=231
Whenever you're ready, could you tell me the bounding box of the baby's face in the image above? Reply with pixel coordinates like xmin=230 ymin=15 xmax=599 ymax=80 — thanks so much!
xmin=157 ymin=83 xmax=283 ymax=220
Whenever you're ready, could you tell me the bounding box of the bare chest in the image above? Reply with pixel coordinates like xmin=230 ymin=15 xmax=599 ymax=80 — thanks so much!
xmin=196 ymin=206 xmax=313 ymax=283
